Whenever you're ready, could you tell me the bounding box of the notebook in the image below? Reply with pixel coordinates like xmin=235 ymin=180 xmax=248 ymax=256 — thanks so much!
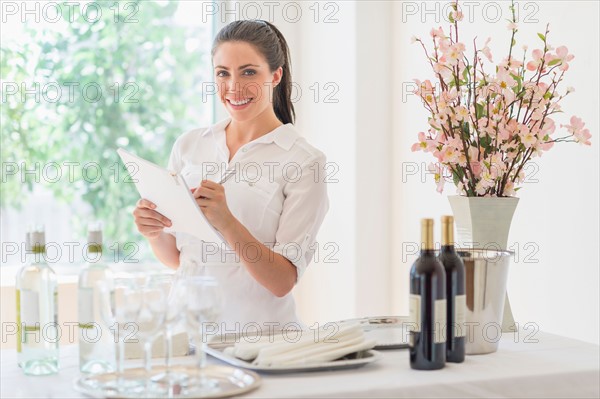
xmin=116 ymin=148 xmax=224 ymax=244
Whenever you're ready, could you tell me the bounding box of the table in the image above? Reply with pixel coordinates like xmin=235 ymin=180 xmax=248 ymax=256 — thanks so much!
xmin=1 ymin=331 xmax=599 ymax=398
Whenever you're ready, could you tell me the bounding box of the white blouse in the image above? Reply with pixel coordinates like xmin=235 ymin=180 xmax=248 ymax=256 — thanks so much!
xmin=167 ymin=116 xmax=329 ymax=332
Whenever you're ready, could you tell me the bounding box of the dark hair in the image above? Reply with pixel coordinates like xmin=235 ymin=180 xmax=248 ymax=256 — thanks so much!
xmin=211 ymin=20 xmax=295 ymax=125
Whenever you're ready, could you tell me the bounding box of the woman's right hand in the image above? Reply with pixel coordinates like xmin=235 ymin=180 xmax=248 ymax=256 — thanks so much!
xmin=132 ymin=199 xmax=172 ymax=240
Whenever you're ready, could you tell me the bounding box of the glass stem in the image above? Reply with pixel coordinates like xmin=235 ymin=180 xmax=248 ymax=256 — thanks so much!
xmin=165 ymin=327 xmax=173 ymax=373
xmin=196 ymin=329 xmax=207 ymax=378
xmin=144 ymin=339 xmax=153 ymax=393
xmin=116 ymin=337 xmax=125 ymax=386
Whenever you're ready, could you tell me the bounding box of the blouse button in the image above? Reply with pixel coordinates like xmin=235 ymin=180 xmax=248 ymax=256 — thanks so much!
xmin=242 ymin=148 xmax=248 ymax=152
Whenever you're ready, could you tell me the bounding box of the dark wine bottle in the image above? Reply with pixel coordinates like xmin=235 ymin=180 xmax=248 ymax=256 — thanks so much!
xmin=409 ymin=218 xmax=446 ymax=370
xmin=438 ymin=215 xmax=466 ymax=363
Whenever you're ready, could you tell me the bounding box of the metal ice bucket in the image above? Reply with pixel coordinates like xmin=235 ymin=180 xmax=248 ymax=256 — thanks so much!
xmin=457 ymin=249 xmax=513 ymax=355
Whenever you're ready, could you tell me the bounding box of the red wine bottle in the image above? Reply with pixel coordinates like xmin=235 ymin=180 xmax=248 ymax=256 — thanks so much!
xmin=438 ymin=216 xmax=466 ymax=363
xmin=409 ymin=218 xmax=446 ymax=370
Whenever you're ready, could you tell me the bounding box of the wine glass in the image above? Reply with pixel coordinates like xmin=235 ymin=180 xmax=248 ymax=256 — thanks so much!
xmin=96 ymin=276 xmax=143 ymax=394
xmin=149 ymin=273 xmax=189 ymax=386
xmin=133 ymin=273 xmax=169 ymax=395
xmin=184 ymin=275 xmax=222 ymax=392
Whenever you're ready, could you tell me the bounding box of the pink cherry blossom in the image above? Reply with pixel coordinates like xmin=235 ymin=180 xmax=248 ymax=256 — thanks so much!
xmin=563 ymin=116 xmax=592 ymax=146
xmin=495 ymin=69 xmax=517 ymax=90
xmin=428 ymin=163 xmax=446 ymax=193
xmin=526 ymin=49 xmax=552 ymax=72
xmin=554 ymin=46 xmax=574 ymax=71
xmin=455 ymin=105 xmax=469 ymax=121
xmin=430 ymin=26 xmax=444 ymax=38
xmin=411 ymin=132 xmax=437 ymax=152
xmin=503 ymin=181 xmax=516 ymax=196
xmin=481 ymin=38 xmax=493 ymax=62
xmin=451 ymin=10 xmax=464 ymax=21
xmin=562 ymin=116 xmax=585 ymax=134
xmin=575 ymin=129 xmax=592 ymax=146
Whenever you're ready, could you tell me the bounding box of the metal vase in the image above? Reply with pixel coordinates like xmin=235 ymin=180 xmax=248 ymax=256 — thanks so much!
xmin=448 ymin=195 xmax=519 ymax=333
xmin=457 ymin=249 xmax=512 ymax=355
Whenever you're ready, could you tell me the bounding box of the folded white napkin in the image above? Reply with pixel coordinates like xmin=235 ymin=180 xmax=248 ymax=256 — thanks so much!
xmin=223 ymin=324 xmax=375 ymax=366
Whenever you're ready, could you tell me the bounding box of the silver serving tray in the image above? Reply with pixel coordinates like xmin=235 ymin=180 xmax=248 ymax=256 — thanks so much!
xmin=204 ymin=340 xmax=381 ymax=374
xmin=73 ymin=364 xmax=261 ymax=398
xmin=335 ymin=316 xmax=411 ymax=349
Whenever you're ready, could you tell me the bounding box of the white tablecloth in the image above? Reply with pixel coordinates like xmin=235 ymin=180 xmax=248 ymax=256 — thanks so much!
xmin=2 ymin=331 xmax=599 ymax=398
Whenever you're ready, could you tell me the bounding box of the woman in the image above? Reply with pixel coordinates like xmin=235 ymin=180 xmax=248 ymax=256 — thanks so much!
xmin=132 ymin=20 xmax=329 ymax=333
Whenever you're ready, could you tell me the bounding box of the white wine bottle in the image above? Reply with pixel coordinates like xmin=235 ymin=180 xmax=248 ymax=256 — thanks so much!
xmin=78 ymin=222 xmax=115 ymax=374
xmin=16 ymin=226 xmax=59 ymax=375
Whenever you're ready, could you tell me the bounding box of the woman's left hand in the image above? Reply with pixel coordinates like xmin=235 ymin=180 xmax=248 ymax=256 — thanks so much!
xmin=192 ymin=180 xmax=237 ymax=233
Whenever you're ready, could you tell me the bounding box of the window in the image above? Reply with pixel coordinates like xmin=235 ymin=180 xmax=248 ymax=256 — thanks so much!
xmin=1 ymin=0 xmax=214 ymax=268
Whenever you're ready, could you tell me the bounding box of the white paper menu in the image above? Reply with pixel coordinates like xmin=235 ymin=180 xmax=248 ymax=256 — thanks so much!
xmin=116 ymin=148 xmax=225 ymax=245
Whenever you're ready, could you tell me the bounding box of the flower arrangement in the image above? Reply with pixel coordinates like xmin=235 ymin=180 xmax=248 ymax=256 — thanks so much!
xmin=411 ymin=1 xmax=591 ymax=197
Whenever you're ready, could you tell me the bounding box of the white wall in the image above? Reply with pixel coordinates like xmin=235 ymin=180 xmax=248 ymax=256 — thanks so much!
xmin=392 ymin=1 xmax=599 ymax=344
xmin=283 ymin=1 xmax=395 ymax=324
xmin=288 ymin=2 xmax=359 ymax=324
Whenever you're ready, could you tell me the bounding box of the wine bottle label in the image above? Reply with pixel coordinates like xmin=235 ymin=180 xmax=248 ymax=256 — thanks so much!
xmin=434 ymin=299 xmax=447 ymax=343
xmin=409 ymin=294 xmax=421 ymax=332
xmin=19 ymin=289 xmax=40 ymax=327
xmin=455 ymin=294 xmax=466 ymax=337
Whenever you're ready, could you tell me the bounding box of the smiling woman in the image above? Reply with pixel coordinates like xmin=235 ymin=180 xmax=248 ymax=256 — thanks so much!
xmin=132 ymin=20 xmax=330 ymax=333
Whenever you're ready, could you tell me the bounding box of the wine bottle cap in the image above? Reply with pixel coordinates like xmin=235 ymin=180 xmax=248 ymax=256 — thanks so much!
xmin=29 ymin=229 xmax=46 ymax=253
xmin=421 ymin=218 xmax=434 ymax=250
xmin=441 ymin=215 xmax=454 ymax=245
xmin=87 ymin=222 xmax=103 ymax=253
xmin=87 ymin=229 xmax=103 ymax=244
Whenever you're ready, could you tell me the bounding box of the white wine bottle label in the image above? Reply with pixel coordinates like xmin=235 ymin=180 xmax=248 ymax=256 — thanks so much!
xmin=434 ymin=298 xmax=447 ymax=343
xmin=19 ymin=289 xmax=40 ymax=327
xmin=454 ymin=294 xmax=466 ymax=337
xmin=409 ymin=294 xmax=421 ymax=332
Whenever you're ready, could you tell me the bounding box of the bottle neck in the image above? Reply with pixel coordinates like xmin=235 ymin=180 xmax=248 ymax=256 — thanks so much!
xmin=86 ymin=245 xmax=104 ymax=265
xmin=28 ymin=249 xmax=48 ymax=265
xmin=421 ymin=228 xmax=434 ymax=251
xmin=441 ymin=219 xmax=454 ymax=246
xmin=440 ymin=244 xmax=456 ymax=253
xmin=420 ymin=248 xmax=437 ymax=256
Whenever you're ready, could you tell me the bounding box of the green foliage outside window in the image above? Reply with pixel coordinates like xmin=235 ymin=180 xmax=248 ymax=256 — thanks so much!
xmin=1 ymin=0 xmax=212 ymax=258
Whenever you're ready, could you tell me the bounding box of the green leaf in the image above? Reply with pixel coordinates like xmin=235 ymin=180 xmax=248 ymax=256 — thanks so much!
xmin=548 ymin=59 xmax=561 ymax=66
xmin=452 ymin=167 xmax=465 ymax=185
xmin=537 ymin=33 xmax=546 ymax=41
xmin=480 ymin=135 xmax=492 ymax=150
xmin=452 ymin=171 xmax=460 ymax=185
xmin=462 ymin=65 xmax=469 ymax=81
xmin=475 ymin=103 xmax=486 ymax=119
xmin=461 ymin=122 xmax=471 ymax=140
xmin=449 ymin=13 xmax=455 ymax=23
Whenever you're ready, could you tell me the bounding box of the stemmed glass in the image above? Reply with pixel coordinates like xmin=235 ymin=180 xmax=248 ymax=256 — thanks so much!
xmin=133 ymin=273 xmax=169 ymax=395
xmin=150 ymin=273 xmax=188 ymax=386
xmin=96 ymin=276 xmax=143 ymax=393
xmin=185 ymin=275 xmax=223 ymax=392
